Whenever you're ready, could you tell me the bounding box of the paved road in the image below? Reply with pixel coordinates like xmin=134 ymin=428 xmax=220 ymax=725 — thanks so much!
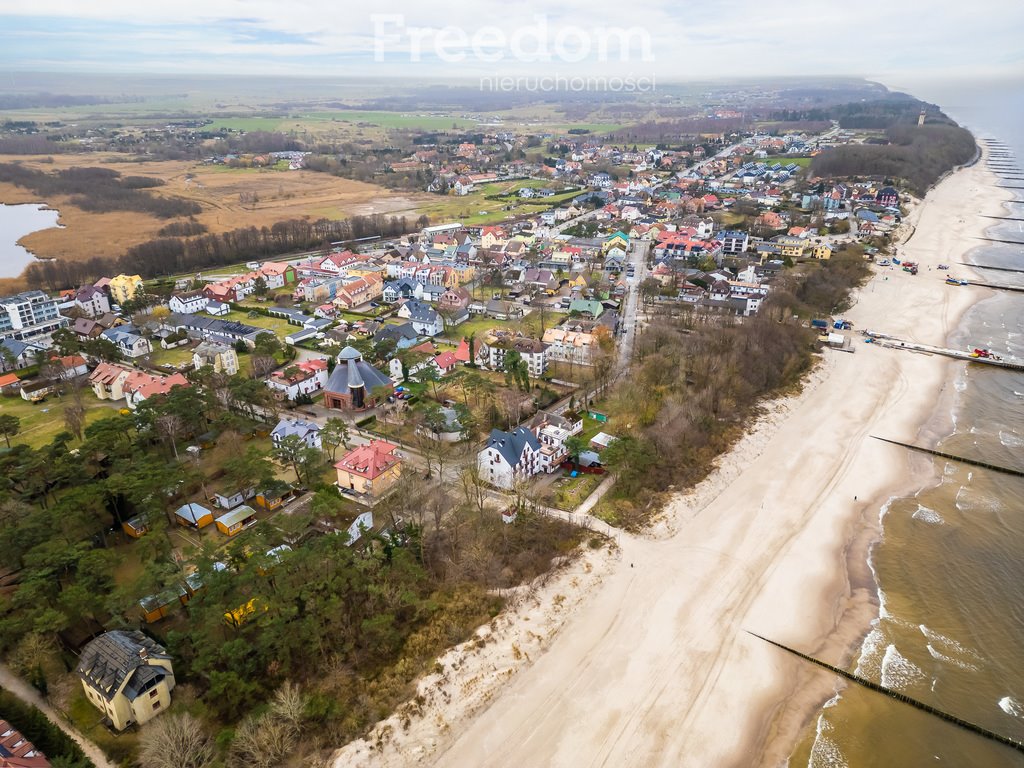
xmin=0 ymin=663 xmax=115 ymax=768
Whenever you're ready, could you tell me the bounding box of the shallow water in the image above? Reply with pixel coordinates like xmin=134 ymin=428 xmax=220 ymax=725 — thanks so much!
xmin=0 ymin=202 xmax=61 ymax=278
xmin=790 ymin=88 xmax=1024 ymax=767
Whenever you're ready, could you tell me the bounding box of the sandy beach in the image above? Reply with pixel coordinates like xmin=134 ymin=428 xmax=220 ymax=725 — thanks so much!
xmin=332 ymin=153 xmax=1007 ymax=768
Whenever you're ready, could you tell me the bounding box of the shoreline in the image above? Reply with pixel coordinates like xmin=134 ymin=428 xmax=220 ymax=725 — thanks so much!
xmin=329 ymin=150 xmax=1007 ymax=768
xmin=0 ymin=199 xmax=63 ymax=281
xmin=742 ymin=146 xmax=1010 ymax=766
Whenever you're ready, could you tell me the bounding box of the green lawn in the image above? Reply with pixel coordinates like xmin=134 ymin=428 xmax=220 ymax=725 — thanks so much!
xmin=147 ymin=344 xmax=197 ymax=369
xmin=443 ymin=315 xmax=542 ymax=344
xmin=1 ymin=391 xmax=121 ymax=450
xmin=554 ymin=472 xmax=603 ymax=511
xmin=221 ymin=310 xmax=297 ymax=337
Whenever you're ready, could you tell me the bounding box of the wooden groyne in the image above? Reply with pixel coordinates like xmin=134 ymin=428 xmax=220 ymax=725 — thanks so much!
xmin=872 ymin=437 xmax=1024 ymax=478
xmin=969 ymin=281 xmax=1024 ymax=294
xmin=958 ymin=262 xmax=1024 ymax=274
xmin=862 ymin=331 xmax=1024 ymax=371
xmin=746 ymin=632 xmax=1024 ymax=755
xmin=974 ymin=236 xmax=1024 ymax=246
xmin=981 ymin=215 xmax=1024 ymax=222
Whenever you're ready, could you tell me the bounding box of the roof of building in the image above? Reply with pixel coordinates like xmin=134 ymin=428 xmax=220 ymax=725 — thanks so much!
xmin=216 ymin=505 xmax=257 ymax=529
xmin=325 ymin=350 xmax=391 ymax=396
xmin=0 ymin=719 xmax=50 ymax=768
xmin=334 ymin=440 xmax=401 ymax=480
xmin=76 ymin=630 xmax=171 ymax=702
xmin=485 ymin=427 xmax=540 ymax=468
xmin=174 ymin=503 xmax=213 ymax=524
xmin=271 ymin=417 xmax=320 ymax=441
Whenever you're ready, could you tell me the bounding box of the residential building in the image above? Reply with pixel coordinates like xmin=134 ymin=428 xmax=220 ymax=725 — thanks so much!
xmin=192 ymin=341 xmax=239 ymax=375
xmin=396 ymin=300 xmax=444 ymax=336
xmin=476 ymin=332 xmax=548 ymax=378
xmin=101 ymin=326 xmax=152 ymax=358
xmin=477 ymin=427 xmax=542 ymax=489
xmin=266 ymin=358 xmax=329 ymax=399
xmin=0 ymin=291 xmax=68 ymax=343
xmin=334 ymin=274 xmax=383 ymax=309
xmin=718 ymin=230 xmax=749 ymax=255
xmin=334 ymin=440 xmax=403 ymax=498
xmin=323 ymin=346 xmax=393 ymax=411
xmin=108 ymin=274 xmax=144 ymax=305
xmin=76 ymin=630 xmax=175 ymax=731
xmin=0 ymin=338 xmax=44 ymax=371
xmin=0 ymin=718 xmax=51 ymax=767
xmin=89 ymin=362 xmax=189 ymax=408
xmin=215 ymin=505 xmax=258 ymax=536
xmin=173 ymin=503 xmax=214 ymax=529
xmin=74 ymin=285 xmax=110 ymax=318
xmin=271 ymin=417 xmax=322 ymax=450
xmin=169 ymin=291 xmax=208 ymax=314
xmin=542 ymin=327 xmax=596 ymax=366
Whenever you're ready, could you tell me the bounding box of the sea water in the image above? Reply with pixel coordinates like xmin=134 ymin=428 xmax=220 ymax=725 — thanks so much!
xmin=790 ymin=80 xmax=1024 ymax=766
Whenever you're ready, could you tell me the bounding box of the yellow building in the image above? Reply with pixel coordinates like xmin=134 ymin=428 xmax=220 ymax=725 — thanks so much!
xmin=108 ymin=274 xmax=143 ymax=305
xmin=334 ymin=440 xmax=403 ymax=498
xmin=77 ymin=631 xmax=175 ymax=731
xmin=813 ymin=242 xmax=835 ymax=260
xmin=774 ymin=236 xmax=807 ymax=259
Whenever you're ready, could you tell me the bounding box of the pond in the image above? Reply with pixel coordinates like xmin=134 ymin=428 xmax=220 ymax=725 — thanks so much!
xmin=0 ymin=202 xmax=62 ymax=278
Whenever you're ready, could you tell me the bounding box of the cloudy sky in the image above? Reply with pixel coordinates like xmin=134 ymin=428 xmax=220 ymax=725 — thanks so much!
xmin=0 ymin=0 xmax=1021 ymax=82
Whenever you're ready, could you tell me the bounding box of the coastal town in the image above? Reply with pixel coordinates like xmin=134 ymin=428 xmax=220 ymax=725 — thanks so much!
xmin=0 ymin=66 xmax=1015 ymax=768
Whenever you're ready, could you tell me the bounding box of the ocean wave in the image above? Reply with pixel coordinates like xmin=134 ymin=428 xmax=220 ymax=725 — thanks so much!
xmin=955 ymin=485 xmax=1003 ymax=513
xmin=999 ymin=430 xmax=1024 ymax=448
xmin=927 ymin=644 xmax=980 ymax=671
xmin=919 ymin=625 xmax=984 ymax=664
xmin=999 ymin=696 xmax=1024 ymax=718
xmin=911 ymin=505 xmax=944 ymax=525
xmin=854 ymin=626 xmax=886 ymax=678
xmin=881 ymin=645 xmax=925 ymax=691
xmin=807 ymin=713 xmax=848 ymax=768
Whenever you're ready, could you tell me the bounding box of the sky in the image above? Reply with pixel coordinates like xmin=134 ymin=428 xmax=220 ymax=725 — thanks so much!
xmin=0 ymin=0 xmax=1022 ymax=82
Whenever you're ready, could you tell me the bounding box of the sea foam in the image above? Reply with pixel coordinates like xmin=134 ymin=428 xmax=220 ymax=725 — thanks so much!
xmin=999 ymin=696 xmax=1024 ymax=718
xmin=911 ymin=505 xmax=944 ymax=525
xmin=880 ymin=645 xmax=925 ymax=691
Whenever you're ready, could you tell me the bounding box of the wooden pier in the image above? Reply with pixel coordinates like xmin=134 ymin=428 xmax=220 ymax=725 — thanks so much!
xmin=861 ymin=331 xmax=1024 ymax=371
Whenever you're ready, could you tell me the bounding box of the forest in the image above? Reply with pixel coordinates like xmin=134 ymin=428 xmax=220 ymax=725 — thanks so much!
xmin=595 ymin=250 xmax=871 ymax=529
xmin=0 ymin=365 xmax=586 ymax=766
xmin=811 ymin=123 xmax=976 ymax=194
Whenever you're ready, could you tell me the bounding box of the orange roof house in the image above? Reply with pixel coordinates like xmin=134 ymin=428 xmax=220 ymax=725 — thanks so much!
xmin=334 ymin=440 xmax=402 ymax=498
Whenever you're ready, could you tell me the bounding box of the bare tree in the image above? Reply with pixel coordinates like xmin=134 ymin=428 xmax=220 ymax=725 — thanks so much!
xmin=230 ymin=714 xmax=297 ymax=768
xmin=139 ymin=713 xmax=215 ymax=768
xmin=156 ymin=412 xmax=184 ymax=460
xmin=63 ymin=402 xmax=87 ymax=441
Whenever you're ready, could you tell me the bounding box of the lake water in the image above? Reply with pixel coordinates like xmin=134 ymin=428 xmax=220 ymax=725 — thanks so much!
xmin=0 ymin=202 xmax=62 ymax=279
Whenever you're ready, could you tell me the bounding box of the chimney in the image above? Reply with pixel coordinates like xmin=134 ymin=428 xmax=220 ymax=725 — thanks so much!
xmin=138 ymin=646 xmax=149 ymax=661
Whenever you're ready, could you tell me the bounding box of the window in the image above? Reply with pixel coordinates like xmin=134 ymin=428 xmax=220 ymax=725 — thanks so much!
xmin=149 ymin=689 xmax=159 ymax=698
xmin=152 ymin=701 xmax=161 ymax=711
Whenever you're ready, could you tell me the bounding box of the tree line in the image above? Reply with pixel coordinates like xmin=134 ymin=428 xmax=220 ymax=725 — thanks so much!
xmin=24 ymin=212 xmax=429 ymax=291
xmin=597 ymin=251 xmax=871 ymax=529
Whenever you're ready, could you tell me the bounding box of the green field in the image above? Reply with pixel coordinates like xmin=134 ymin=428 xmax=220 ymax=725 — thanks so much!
xmin=1 ymin=391 xmax=121 ymax=450
xmin=147 ymin=344 xmax=197 ymax=369
xmin=221 ymin=310 xmax=298 ymax=336
xmin=204 ymin=117 xmax=288 ymax=132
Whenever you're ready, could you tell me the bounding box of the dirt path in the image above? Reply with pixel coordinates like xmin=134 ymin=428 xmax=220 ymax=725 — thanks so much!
xmin=0 ymin=664 xmax=116 ymax=768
